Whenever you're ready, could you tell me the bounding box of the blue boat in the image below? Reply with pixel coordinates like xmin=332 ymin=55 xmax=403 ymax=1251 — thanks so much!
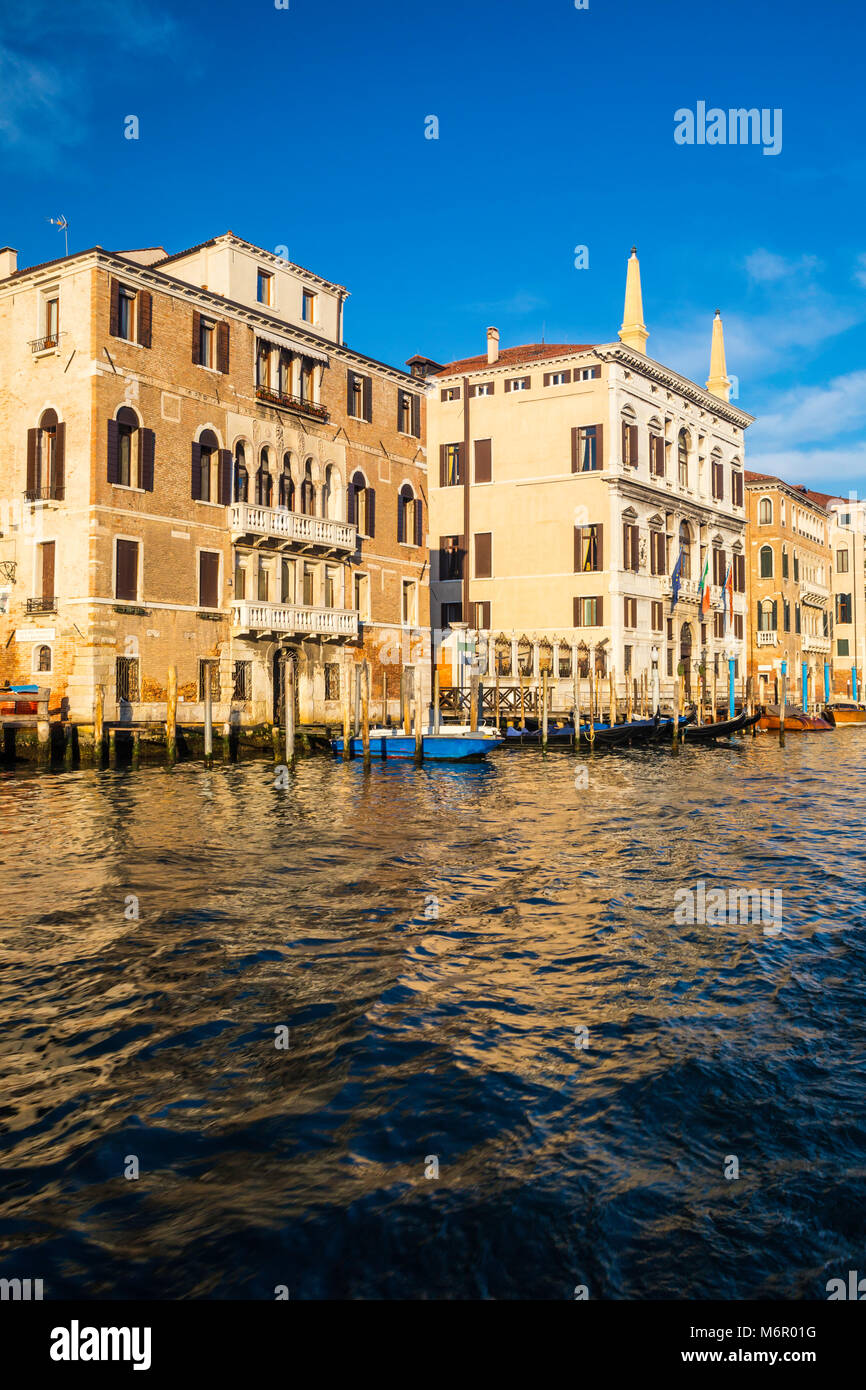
xmin=331 ymin=726 xmax=503 ymax=761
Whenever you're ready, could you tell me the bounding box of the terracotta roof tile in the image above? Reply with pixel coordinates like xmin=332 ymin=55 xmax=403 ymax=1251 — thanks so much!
xmin=434 ymin=342 xmax=596 ymax=376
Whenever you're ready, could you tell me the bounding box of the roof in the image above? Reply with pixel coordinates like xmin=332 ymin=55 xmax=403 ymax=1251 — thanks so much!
xmin=434 ymin=342 xmax=597 ymax=376
xmin=744 ymin=470 xmax=834 ymax=511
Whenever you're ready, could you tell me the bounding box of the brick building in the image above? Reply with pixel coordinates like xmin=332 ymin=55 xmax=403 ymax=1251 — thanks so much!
xmin=0 ymin=234 xmax=428 ymax=730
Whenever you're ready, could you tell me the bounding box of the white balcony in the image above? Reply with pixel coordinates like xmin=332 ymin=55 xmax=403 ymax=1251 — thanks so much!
xmin=800 ymin=582 xmax=830 ymax=607
xmin=757 ymin=630 xmax=777 ymax=646
xmin=659 ymin=575 xmax=701 ymax=601
xmin=232 ymin=600 xmax=359 ymax=639
xmin=802 ymin=634 xmax=831 ymax=654
xmin=228 ymin=503 xmax=356 ymax=555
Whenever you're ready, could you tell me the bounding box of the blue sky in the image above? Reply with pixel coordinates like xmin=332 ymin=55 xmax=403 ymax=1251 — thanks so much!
xmin=1 ymin=0 xmax=864 ymax=493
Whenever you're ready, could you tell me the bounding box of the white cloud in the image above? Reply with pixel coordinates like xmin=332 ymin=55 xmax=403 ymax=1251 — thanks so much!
xmin=750 ymin=371 xmax=866 ymax=450
xmin=747 ymin=447 xmax=866 ymax=487
xmin=744 ymin=248 xmax=821 ymax=283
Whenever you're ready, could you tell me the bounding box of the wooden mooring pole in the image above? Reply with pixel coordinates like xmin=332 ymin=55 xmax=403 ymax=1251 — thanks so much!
xmin=433 ymin=669 xmax=441 ymax=734
xmin=572 ymin=666 xmax=580 ymax=748
xmin=673 ymin=673 xmax=682 ymax=750
xmin=469 ymin=672 xmax=479 ymax=733
xmin=284 ymin=653 xmax=295 ymax=764
xmin=342 ymin=667 xmax=352 ymax=759
xmin=203 ymin=661 xmax=214 ymax=767
xmin=361 ymin=660 xmax=371 ymax=767
xmin=166 ymin=665 xmax=178 ymax=764
xmin=779 ymin=669 xmax=787 ymax=747
xmin=414 ymin=687 xmax=423 ymax=764
xmin=541 ymin=668 xmax=549 ymax=750
xmin=94 ymin=684 xmax=105 ymax=765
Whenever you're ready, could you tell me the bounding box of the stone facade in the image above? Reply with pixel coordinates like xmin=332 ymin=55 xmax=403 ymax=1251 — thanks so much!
xmin=0 ymin=235 xmax=428 ymax=730
xmin=744 ymin=472 xmax=834 ymax=705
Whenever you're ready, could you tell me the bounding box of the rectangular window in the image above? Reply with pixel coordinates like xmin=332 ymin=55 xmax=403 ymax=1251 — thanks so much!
xmin=45 ymin=295 xmax=59 ymax=344
xmin=325 ymin=566 xmax=338 ymax=608
xmin=440 ymin=443 xmax=462 ymax=486
xmin=838 ymin=638 xmax=850 ymax=656
xmin=622 ymin=522 xmax=640 ymax=572
xmin=651 ymin=600 xmax=663 ymax=630
xmin=505 ymin=376 xmax=530 ymax=392
xmin=469 ymin=382 xmax=494 ymax=397
xmin=623 ymin=596 xmax=638 ymax=627
xmin=621 ymin=421 xmax=638 ymax=466
xmin=257 ymin=269 xmax=273 ymax=305
xmin=649 ymin=434 xmax=665 ymax=477
xmin=117 ymin=288 xmax=135 ymax=341
xmin=469 ymin=601 xmax=491 ymax=630
xmin=837 ymin=549 xmax=849 ymax=573
xmin=474 ymin=532 xmax=492 ymax=578
xmin=573 ymin=595 xmax=602 ymax=627
xmin=474 ymin=438 xmax=492 ymax=483
xmin=837 ymin=593 xmax=853 ymax=624
xmin=439 ymin=535 xmax=463 ymax=580
xmin=116 ymin=655 xmax=140 ymax=702
xmin=649 ymin=530 xmax=666 ymax=575
xmin=732 ymin=471 xmax=744 ymax=507
xmin=441 ymin=601 xmax=463 ymax=627
xmin=303 ymin=564 xmax=315 ymax=607
xmin=115 ymin=538 xmax=139 ymax=601
xmin=574 ymin=524 xmax=603 ymax=572
xmin=712 ymin=460 xmax=725 ymax=501
xmin=543 ymin=370 xmax=571 ymax=387
xmin=199 ymin=551 xmax=220 ymax=609
xmin=302 ymin=290 xmax=316 ymax=322
xmin=199 ymin=317 xmax=215 ymax=368
xmin=232 ymin=660 xmax=252 ymax=701
xmin=624 ymin=644 xmax=632 ymax=675
xmin=402 ymin=579 xmax=417 ymax=625
xmin=397 ymin=389 xmax=420 ymax=435
xmin=714 ymin=611 xmax=725 ymax=639
xmin=577 ymin=365 xmax=600 ymax=381
xmin=258 ymin=557 xmax=269 ymax=603
xmin=441 ymin=386 xmax=460 ymax=401
xmin=572 ymin=424 xmax=601 ymax=472
xmin=734 ymin=614 xmax=744 ymax=640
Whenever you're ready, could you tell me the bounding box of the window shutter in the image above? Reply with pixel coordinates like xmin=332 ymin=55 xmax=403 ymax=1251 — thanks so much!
xmin=191 ymin=310 xmax=201 ymax=365
xmin=621 ymin=419 xmax=628 ymax=461
xmin=347 ymin=481 xmax=356 ymax=525
xmin=363 ymin=375 xmax=373 ymax=422
xmin=411 ymin=393 xmax=420 ymax=437
xmin=366 ymin=488 xmax=375 ymax=537
xmin=54 ymin=421 xmax=65 ymax=495
xmin=474 ymin=438 xmax=492 ymax=483
xmin=480 ymin=602 xmax=491 ymax=629
xmin=218 ymin=449 xmax=232 ymax=505
xmin=116 ymin=539 xmax=138 ymax=601
xmin=596 ymin=422 xmax=604 ymax=469
xmin=347 ymin=372 xmax=355 ymax=415
xmin=439 ymin=444 xmax=446 ymax=487
xmin=191 ymin=441 xmax=203 ymax=500
xmin=109 ymin=279 xmax=120 ymax=337
xmin=414 ymin=497 xmax=424 ymax=547
xmin=26 ymin=428 xmax=38 ymax=494
xmin=571 ymin=426 xmax=579 ymax=473
xmin=574 ymin=526 xmax=582 ymax=572
xmin=199 ymin=552 xmax=219 ymax=609
xmin=597 ymin=523 xmax=604 ymax=569
xmin=597 ymin=595 xmax=603 ymax=626
xmin=475 ymin=532 xmax=492 ymax=578
xmin=772 ymin=600 xmax=778 ymax=629
xmin=623 ymin=522 xmax=630 ymax=569
xmin=140 ymin=428 xmax=155 ymax=491
xmin=397 ymin=491 xmax=405 ymax=542
xmin=574 ymin=596 xmax=581 ymax=627
xmin=107 ymin=419 xmax=119 ymax=484
xmin=217 ymin=321 xmax=230 ymax=374
xmin=137 ymin=290 xmax=152 ymax=348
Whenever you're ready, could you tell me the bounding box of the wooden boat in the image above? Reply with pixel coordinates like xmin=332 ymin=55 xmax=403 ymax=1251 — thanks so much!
xmin=758 ymin=704 xmax=833 ymax=732
xmin=680 ymin=710 xmax=761 ymax=743
xmin=331 ymin=724 xmax=503 ymax=760
xmin=504 ymin=714 xmax=694 ymax=747
xmin=822 ymin=701 xmax=866 ymax=727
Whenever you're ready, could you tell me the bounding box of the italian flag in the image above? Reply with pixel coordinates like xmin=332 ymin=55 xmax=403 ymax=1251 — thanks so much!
xmin=698 ymin=554 xmax=711 ymax=616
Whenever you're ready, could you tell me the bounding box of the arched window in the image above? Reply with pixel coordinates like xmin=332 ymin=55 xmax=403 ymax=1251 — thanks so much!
xmin=278 ymin=453 xmax=294 ymax=510
xmin=116 ymin=406 xmax=138 ymax=488
xmin=234 ymin=442 xmax=249 ymax=503
xmin=759 ymin=544 xmax=774 ymax=579
xmin=36 ymin=644 xmax=52 ymax=673
xmin=397 ymin=483 xmax=415 ymax=544
xmin=677 ymin=430 xmax=690 ymax=488
xmin=679 ymin=520 xmax=692 ymax=579
xmin=28 ymin=408 xmax=65 ymax=501
xmin=195 ymin=427 xmax=219 ymax=503
xmin=557 ymin=643 xmax=572 ymax=678
xmin=348 ymin=470 xmax=375 ymax=536
xmin=494 ymin=634 xmax=512 ymax=677
xmin=256 ymin=447 xmax=273 ymax=507
xmin=759 ymin=497 xmax=773 ymax=526
xmin=300 ymin=460 xmax=316 ymax=516
xmin=538 ymin=638 xmax=553 ymax=674
xmin=517 ymin=635 xmax=533 ymax=676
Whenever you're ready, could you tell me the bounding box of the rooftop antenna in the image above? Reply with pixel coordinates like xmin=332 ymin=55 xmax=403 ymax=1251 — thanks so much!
xmin=47 ymin=214 xmax=69 ymax=257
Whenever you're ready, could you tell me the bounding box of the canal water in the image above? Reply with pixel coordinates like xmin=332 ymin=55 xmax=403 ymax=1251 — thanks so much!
xmin=1 ymin=734 xmax=864 ymax=1300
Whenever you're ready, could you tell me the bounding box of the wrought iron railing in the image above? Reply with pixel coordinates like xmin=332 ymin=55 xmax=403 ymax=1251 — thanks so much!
xmin=24 ymin=484 xmax=65 ymax=502
xmin=26 ymin=596 xmax=57 ymax=614
xmin=255 ymin=384 xmax=329 ymax=421
xmin=29 ymin=333 xmax=62 ymax=353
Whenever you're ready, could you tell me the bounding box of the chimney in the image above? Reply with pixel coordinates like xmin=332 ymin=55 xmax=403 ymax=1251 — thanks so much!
xmin=0 ymin=247 xmax=18 ymax=279
xmin=487 ymin=326 xmax=499 ymax=364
